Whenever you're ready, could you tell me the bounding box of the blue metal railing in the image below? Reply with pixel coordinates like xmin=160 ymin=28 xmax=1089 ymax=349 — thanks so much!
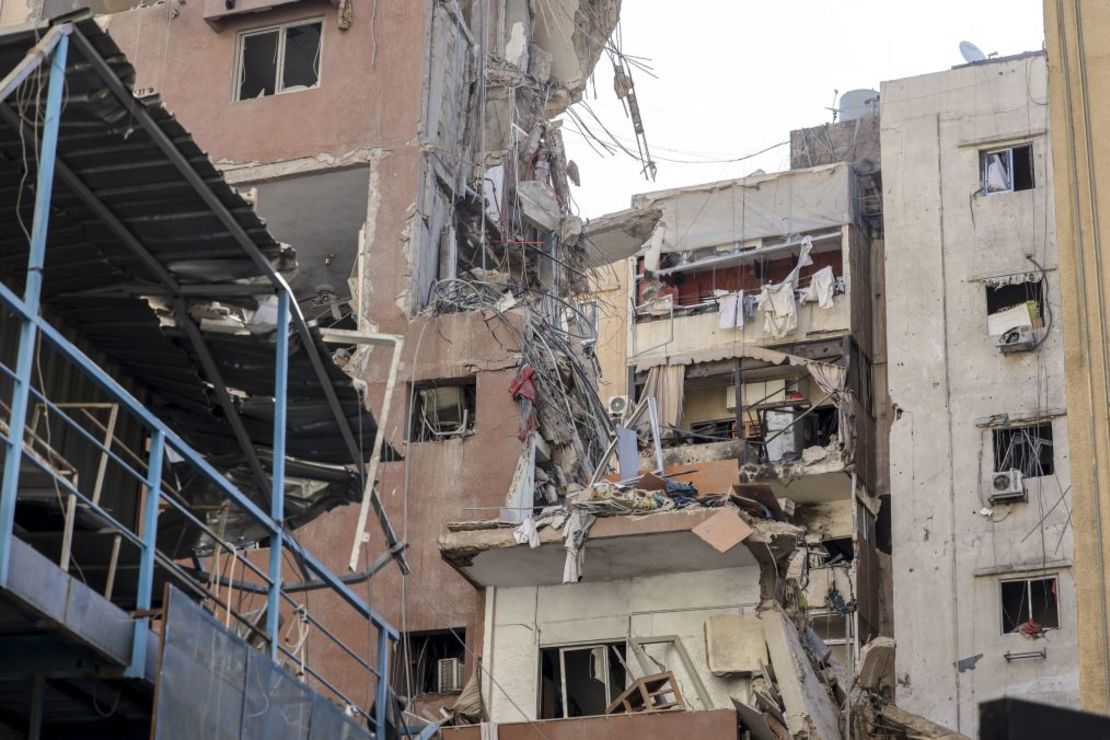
xmin=0 ymin=31 xmax=397 ymax=736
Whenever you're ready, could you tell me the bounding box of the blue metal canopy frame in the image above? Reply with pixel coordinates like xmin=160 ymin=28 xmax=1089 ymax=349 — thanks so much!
xmin=0 ymin=18 xmax=408 ymax=737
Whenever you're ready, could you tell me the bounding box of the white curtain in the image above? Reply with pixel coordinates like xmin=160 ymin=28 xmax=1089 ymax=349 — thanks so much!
xmin=643 ymin=364 xmax=685 ymax=435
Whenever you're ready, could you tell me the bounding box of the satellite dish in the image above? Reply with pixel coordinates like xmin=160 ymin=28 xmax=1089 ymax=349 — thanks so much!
xmin=960 ymin=41 xmax=988 ymax=63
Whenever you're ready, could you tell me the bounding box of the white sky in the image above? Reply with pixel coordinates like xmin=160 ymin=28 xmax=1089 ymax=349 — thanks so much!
xmin=562 ymin=0 xmax=1046 ymax=219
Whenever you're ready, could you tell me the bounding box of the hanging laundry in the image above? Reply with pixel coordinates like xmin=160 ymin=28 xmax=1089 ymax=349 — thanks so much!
xmin=742 ymin=293 xmax=759 ymax=320
xmin=804 ymin=265 xmax=836 ymax=309
xmin=756 ymin=236 xmax=813 ymax=337
xmin=562 ymin=509 xmax=596 ymax=583
xmin=758 ymin=281 xmax=798 ymax=337
xmin=513 ymin=517 xmax=541 ymax=549
xmin=717 ymin=290 xmax=744 ymax=329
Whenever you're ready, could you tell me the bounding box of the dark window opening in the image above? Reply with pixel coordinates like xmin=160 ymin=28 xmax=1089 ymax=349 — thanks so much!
xmin=982 ymin=144 xmax=1034 ymax=194
xmin=236 ymin=21 xmax=322 ymax=101
xmin=411 ymin=379 xmax=476 ymax=442
xmin=238 ymin=30 xmax=278 ymax=99
xmin=987 ymin=279 xmax=1044 ymax=318
xmin=993 ymin=422 xmax=1053 ymax=477
xmin=1001 ymin=577 xmax=1059 ymax=634
xmin=802 ymin=406 xmax=839 ymax=449
xmin=282 ymin=22 xmax=322 ymax=90
xmin=539 ymin=643 xmax=627 ymax=719
xmin=395 ymin=630 xmax=466 ymax=696
xmin=821 ymin=537 xmax=854 ymax=565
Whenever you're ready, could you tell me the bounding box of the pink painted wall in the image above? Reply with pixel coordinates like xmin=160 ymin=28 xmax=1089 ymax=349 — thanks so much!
xmin=103 ymin=0 xmax=526 ymax=709
xmin=103 ymin=0 xmax=425 ymax=165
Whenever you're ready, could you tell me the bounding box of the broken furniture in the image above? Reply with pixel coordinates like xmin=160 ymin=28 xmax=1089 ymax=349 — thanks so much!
xmin=605 ymin=672 xmax=685 ymax=715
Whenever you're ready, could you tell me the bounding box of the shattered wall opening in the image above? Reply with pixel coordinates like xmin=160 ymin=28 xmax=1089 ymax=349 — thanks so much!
xmin=411 ymin=379 xmax=478 ymax=442
xmin=397 ymin=629 xmax=468 ymax=696
xmin=539 ymin=642 xmax=627 ymax=719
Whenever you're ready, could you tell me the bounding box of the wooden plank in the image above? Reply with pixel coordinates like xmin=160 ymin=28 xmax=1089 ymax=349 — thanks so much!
xmin=692 ymin=509 xmax=754 ymax=553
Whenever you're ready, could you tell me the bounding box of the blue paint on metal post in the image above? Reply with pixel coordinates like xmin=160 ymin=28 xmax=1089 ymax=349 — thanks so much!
xmin=267 ymin=291 xmax=289 ymax=660
xmin=127 ymin=429 xmax=164 ymax=678
xmin=0 ymin=35 xmax=69 ymax=586
xmin=375 ymin=630 xmax=391 ymax=738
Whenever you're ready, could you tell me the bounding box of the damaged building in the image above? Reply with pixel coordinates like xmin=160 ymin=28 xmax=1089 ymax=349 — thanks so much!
xmin=433 ymin=93 xmax=897 ymax=735
xmin=882 ymin=51 xmax=1077 ymax=733
xmin=0 ymin=15 xmax=411 ymax=738
xmin=0 ymin=0 xmax=636 ymax=728
xmin=0 ymin=1 xmax=1085 ymax=738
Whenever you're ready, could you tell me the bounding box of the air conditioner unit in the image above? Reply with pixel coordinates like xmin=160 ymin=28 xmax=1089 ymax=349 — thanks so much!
xmin=990 ymin=469 xmax=1026 ymax=503
xmin=437 ymin=657 xmax=465 ymax=694
xmin=996 ymin=325 xmax=1040 ymax=353
xmin=608 ymin=395 xmax=632 ymax=423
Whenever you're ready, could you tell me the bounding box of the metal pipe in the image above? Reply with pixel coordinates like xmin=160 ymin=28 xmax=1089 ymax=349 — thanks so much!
xmin=0 ymin=34 xmax=68 ymax=586
xmin=375 ymin=628 xmax=391 ymax=736
xmin=318 ymin=328 xmax=407 ymax=573
xmin=126 ymin=429 xmax=164 ymax=679
xmin=0 ymin=24 xmax=70 ymax=106
xmin=267 ymin=292 xmax=289 ymax=660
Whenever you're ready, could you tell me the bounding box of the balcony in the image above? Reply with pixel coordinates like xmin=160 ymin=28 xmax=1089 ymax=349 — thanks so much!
xmin=440 ymin=506 xmax=799 ymax=588
xmin=632 ymin=293 xmax=850 ymax=367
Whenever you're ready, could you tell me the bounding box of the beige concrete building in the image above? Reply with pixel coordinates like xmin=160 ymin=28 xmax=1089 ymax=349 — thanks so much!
xmin=882 ymin=52 xmax=1077 ymax=734
xmin=1044 ymin=0 xmax=1110 ymax=714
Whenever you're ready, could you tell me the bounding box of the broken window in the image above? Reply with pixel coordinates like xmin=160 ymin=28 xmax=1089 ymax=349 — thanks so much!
xmin=993 ymin=422 xmax=1053 ymax=477
xmin=986 ymin=279 xmax=1045 ymax=337
xmin=235 ymin=20 xmax=322 ymax=101
xmin=1001 ymin=577 xmax=1059 ymax=634
xmin=395 ymin=630 xmax=466 ymax=695
xmin=539 ymin=642 xmax=627 ymax=719
xmin=411 ymin=380 xmax=476 ymax=442
xmin=981 ymin=144 xmax=1034 ymax=194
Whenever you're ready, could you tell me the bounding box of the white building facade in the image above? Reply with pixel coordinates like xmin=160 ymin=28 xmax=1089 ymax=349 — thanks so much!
xmin=882 ymin=52 xmax=1078 ymax=735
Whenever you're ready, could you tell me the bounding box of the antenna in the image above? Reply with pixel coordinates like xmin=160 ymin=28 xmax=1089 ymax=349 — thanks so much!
xmin=960 ymin=41 xmax=988 ymax=64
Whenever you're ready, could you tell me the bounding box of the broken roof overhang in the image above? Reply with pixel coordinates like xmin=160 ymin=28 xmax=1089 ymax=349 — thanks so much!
xmin=0 ymin=17 xmax=400 ymax=551
xmin=630 ymin=162 xmax=855 ymax=255
xmin=581 ymin=205 xmax=662 ymax=267
xmin=438 ymin=506 xmax=799 ymax=588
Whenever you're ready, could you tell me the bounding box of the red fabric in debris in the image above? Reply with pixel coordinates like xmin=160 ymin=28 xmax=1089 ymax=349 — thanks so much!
xmin=1018 ymin=618 xmax=1044 ymax=637
xmin=509 ymin=364 xmax=537 ymax=402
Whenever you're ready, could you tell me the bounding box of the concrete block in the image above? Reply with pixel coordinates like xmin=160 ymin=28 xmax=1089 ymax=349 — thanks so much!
xmin=856 ymin=636 xmax=896 ymax=692
xmin=704 ymin=613 xmax=766 ymax=676
xmin=760 ymin=605 xmax=842 ymax=740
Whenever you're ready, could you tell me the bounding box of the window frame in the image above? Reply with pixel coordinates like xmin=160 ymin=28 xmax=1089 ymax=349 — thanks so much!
xmin=980 ymin=143 xmax=1034 ymax=195
xmin=999 ymin=575 xmax=1060 ymax=635
xmin=538 ymin=640 xmax=628 ymax=720
xmin=232 ymin=17 xmax=325 ymax=102
xmin=992 ymin=420 xmax=1054 ymax=478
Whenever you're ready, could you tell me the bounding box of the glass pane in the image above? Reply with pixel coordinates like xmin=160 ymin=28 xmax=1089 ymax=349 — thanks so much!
xmin=1000 ymin=579 xmax=1027 ymax=632
xmin=984 ymin=151 xmax=1012 ymax=193
xmin=238 ymin=30 xmax=279 ymax=100
xmin=282 ymin=22 xmax=322 ymax=91
xmin=1030 ymin=578 xmax=1059 ymax=629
